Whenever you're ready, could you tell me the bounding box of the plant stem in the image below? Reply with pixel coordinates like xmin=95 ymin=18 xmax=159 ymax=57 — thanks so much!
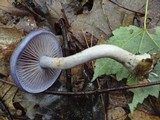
xmin=144 ymin=0 xmax=149 ymax=30
xmin=40 ymin=45 xmax=151 ymax=72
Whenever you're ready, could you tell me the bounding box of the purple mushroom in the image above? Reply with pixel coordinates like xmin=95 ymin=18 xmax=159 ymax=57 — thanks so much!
xmin=10 ymin=30 xmax=152 ymax=93
xmin=10 ymin=30 xmax=62 ymax=93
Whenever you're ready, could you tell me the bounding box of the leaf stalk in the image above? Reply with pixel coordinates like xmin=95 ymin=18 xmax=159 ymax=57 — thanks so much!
xmin=144 ymin=0 xmax=149 ymax=30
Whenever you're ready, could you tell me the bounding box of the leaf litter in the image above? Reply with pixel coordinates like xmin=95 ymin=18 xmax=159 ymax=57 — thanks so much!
xmin=0 ymin=0 xmax=160 ymax=120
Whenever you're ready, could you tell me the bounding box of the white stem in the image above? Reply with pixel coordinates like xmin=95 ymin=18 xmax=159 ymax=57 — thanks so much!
xmin=40 ymin=45 xmax=151 ymax=71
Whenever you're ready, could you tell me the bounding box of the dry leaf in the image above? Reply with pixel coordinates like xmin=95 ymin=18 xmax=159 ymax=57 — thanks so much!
xmin=0 ymin=84 xmax=12 ymax=98
xmin=108 ymin=107 xmax=127 ymax=120
xmin=46 ymin=0 xmax=63 ymax=20
xmin=0 ymin=26 xmax=22 ymax=116
xmin=0 ymin=26 xmax=23 ymax=48
xmin=0 ymin=10 xmax=12 ymax=25
xmin=70 ymin=30 xmax=98 ymax=51
xmin=128 ymin=110 xmax=160 ymax=120
xmin=68 ymin=0 xmax=111 ymax=39
xmin=0 ymin=79 xmax=19 ymax=116
xmin=0 ymin=0 xmax=29 ymax=16
xmin=0 ymin=26 xmax=23 ymax=76
xmin=102 ymin=0 xmax=145 ymax=30
xmin=0 ymin=116 xmax=7 ymax=120
xmin=16 ymin=16 xmax=37 ymax=32
xmin=3 ymin=86 xmax=18 ymax=114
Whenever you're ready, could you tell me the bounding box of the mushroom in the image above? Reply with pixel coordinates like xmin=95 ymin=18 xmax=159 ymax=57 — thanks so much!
xmin=10 ymin=30 xmax=62 ymax=93
xmin=10 ymin=29 xmax=152 ymax=93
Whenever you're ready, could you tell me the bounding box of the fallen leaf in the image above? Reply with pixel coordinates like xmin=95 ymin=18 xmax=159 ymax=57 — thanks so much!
xmin=0 ymin=116 xmax=7 ymax=120
xmin=108 ymin=107 xmax=127 ymax=120
xmin=128 ymin=110 xmax=160 ymax=120
xmin=102 ymin=0 xmax=145 ymax=30
xmin=0 ymin=26 xmax=23 ymax=48
xmin=0 ymin=26 xmax=23 ymax=76
xmin=16 ymin=16 xmax=37 ymax=32
xmin=69 ymin=0 xmax=111 ymax=39
xmin=46 ymin=0 xmax=64 ymax=24
xmin=3 ymin=86 xmax=18 ymax=114
xmin=0 ymin=0 xmax=29 ymax=16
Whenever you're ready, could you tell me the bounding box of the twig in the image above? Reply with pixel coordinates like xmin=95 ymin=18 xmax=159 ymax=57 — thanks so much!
xmin=0 ymin=99 xmax=13 ymax=120
xmin=59 ymin=19 xmax=72 ymax=91
xmin=44 ymin=81 xmax=160 ymax=95
xmin=0 ymin=79 xmax=16 ymax=86
xmin=1 ymin=79 xmax=160 ymax=95
xmin=97 ymin=79 xmax=109 ymax=120
xmin=109 ymin=0 xmax=145 ymax=15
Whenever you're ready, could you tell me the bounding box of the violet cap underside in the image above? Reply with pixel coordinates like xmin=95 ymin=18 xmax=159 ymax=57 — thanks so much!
xmin=10 ymin=30 xmax=62 ymax=93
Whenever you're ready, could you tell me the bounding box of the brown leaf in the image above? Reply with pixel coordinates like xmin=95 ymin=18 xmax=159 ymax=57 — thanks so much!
xmin=0 ymin=84 xmax=12 ymax=98
xmin=68 ymin=0 xmax=111 ymax=39
xmin=102 ymin=0 xmax=145 ymax=30
xmin=0 ymin=26 xmax=23 ymax=48
xmin=0 ymin=116 xmax=8 ymax=120
xmin=70 ymin=30 xmax=98 ymax=51
xmin=46 ymin=0 xmax=64 ymax=30
xmin=128 ymin=110 xmax=160 ymax=120
xmin=108 ymin=107 xmax=127 ymax=120
xmin=46 ymin=0 xmax=63 ymax=20
xmin=15 ymin=16 xmax=38 ymax=32
xmin=0 ymin=78 xmax=19 ymax=115
xmin=3 ymin=86 xmax=18 ymax=114
xmin=0 ymin=55 xmax=9 ymax=76
xmin=0 ymin=0 xmax=29 ymax=16
xmin=71 ymin=65 xmax=84 ymax=92
xmin=0 ymin=26 xmax=24 ymax=76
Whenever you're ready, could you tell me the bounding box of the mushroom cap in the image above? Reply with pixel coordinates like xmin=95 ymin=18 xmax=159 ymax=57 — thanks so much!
xmin=10 ymin=30 xmax=63 ymax=93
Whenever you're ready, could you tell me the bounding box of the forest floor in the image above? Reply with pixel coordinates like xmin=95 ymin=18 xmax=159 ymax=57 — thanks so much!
xmin=0 ymin=0 xmax=160 ymax=120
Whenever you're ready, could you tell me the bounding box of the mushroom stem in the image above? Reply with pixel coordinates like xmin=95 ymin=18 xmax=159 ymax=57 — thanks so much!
xmin=40 ymin=45 xmax=151 ymax=71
